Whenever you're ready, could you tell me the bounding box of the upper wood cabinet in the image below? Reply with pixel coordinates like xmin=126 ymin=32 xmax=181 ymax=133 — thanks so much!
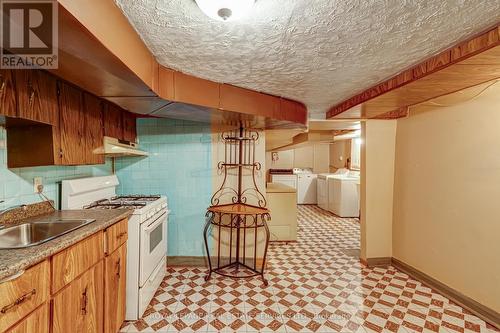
xmin=83 ymin=93 xmax=105 ymax=164
xmin=122 ymin=111 xmax=137 ymax=143
xmin=15 ymin=70 xmax=58 ymax=125
xmin=0 ymin=69 xmax=17 ymax=117
xmin=104 ymin=103 xmax=123 ymax=140
xmin=59 ymin=81 xmax=86 ymax=165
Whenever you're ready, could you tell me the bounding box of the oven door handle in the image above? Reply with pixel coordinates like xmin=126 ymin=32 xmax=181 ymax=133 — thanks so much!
xmin=143 ymin=213 xmax=166 ymax=233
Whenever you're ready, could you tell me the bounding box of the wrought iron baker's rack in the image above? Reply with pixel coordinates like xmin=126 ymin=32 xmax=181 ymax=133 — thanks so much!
xmin=203 ymin=126 xmax=270 ymax=285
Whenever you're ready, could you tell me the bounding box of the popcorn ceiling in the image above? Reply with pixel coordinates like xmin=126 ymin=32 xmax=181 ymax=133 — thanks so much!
xmin=115 ymin=0 xmax=500 ymax=117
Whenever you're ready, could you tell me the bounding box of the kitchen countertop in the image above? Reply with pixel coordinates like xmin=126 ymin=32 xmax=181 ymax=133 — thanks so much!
xmin=0 ymin=209 xmax=132 ymax=281
xmin=266 ymin=182 xmax=297 ymax=193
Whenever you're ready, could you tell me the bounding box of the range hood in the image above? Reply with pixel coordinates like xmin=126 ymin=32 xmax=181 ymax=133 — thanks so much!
xmin=94 ymin=136 xmax=148 ymax=157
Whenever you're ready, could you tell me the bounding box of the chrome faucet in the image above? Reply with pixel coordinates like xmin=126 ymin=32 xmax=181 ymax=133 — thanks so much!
xmin=0 ymin=203 xmax=27 ymax=229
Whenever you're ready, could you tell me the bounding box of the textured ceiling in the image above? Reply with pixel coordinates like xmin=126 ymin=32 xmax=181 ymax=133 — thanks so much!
xmin=115 ymin=0 xmax=500 ymax=117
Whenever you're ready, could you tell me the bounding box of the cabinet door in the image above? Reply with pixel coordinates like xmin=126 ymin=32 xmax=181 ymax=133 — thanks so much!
xmin=52 ymin=262 xmax=104 ymax=333
xmin=122 ymin=111 xmax=137 ymax=143
xmin=0 ymin=69 xmax=17 ymax=117
xmin=83 ymin=93 xmax=105 ymax=164
xmin=59 ymin=81 xmax=86 ymax=165
xmin=15 ymin=70 xmax=58 ymax=125
xmin=6 ymin=304 xmax=49 ymax=333
xmin=104 ymin=103 xmax=123 ymax=140
xmin=104 ymin=244 xmax=127 ymax=333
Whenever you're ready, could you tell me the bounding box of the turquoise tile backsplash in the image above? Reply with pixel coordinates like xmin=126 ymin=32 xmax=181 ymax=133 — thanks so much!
xmin=115 ymin=118 xmax=212 ymax=257
xmin=0 ymin=126 xmax=112 ymax=210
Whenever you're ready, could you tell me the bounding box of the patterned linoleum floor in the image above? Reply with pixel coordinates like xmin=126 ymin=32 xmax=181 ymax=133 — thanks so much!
xmin=121 ymin=205 xmax=499 ymax=333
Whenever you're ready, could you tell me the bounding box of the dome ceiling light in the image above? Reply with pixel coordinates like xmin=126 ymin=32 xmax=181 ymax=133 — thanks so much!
xmin=195 ymin=0 xmax=255 ymax=22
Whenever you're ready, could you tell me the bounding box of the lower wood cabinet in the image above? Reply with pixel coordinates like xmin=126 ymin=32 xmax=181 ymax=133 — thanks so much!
xmin=0 ymin=261 xmax=49 ymax=332
xmin=6 ymin=303 xmax=49 ymax=333
xmin=104 ymin=244 xmax=127 ymax=333
xmin=0 ymin=219 xmax=128 ymax=333
xmin=52 ymin=262 xmax=104 ymax=333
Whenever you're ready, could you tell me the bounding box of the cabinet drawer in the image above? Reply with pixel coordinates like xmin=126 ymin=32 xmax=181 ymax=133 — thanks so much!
xmin=6 ymin=303 xmax=49 ymax=333
xmin=0 ymin=261 xmax=49 ymax=332
xmin=52 ymin=232 xmax=104 ymax=293
xmin=105 ymin=219 xmax=128 ymax=255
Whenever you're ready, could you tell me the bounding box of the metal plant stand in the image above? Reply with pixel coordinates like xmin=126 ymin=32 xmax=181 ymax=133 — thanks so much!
xmin=203 ymin=126 xmax=271 ymax=286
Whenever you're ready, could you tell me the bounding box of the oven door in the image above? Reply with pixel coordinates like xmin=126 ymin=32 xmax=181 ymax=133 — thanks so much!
xmin=139 ymin=211 xmax=167 ymax=286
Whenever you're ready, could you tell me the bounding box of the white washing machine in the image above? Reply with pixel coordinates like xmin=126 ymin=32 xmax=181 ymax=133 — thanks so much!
xmin=317 ymin=169 xmax=349 ymax=211
xmin=328 ymin=174 xmax=360 ymax=217
xmin=294 ymin=168 xmax=317 ymax=204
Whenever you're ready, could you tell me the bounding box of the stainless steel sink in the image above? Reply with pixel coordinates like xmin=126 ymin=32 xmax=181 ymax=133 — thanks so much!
xmin=0 ymin=219 xmax=95 ymax=249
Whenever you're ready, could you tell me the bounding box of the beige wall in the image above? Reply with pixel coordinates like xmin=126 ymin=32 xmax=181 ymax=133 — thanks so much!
xmin=360 ymin=120 xmax=397 ymax=260
xmin=329 ymin=140 xmax=351 ymax=171
xmin=392 ymin=85 xmax=500 ymax=312
xmin=266 ymin=144 xmax=330 ymax=176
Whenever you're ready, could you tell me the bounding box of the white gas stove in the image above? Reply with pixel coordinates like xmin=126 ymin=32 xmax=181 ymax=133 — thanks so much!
xmin=61 ymin=175 xmax=169 ymax=320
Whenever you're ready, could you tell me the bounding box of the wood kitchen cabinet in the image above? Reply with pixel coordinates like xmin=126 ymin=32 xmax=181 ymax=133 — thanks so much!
xmin=0 ymin=69 xmax=17 ymax=117
xmin=15 ymin=69 xmax=58 ymax=125
xmin=52 ymin=262 xmax=104 ymax=333
xmin=104 ymin=244 xmax=127 ymax=333
xmin=6 ymin=303 xmax=49 ymax=333
xmin=83 ymin=93 xmax=105 ymax=164
xmin=104 ymin=103 xmax=123 ymax=140
xmin=59 ymin=81 xmax=86 ymax=165
xmin=122 ymin=111 xmax=137 ymax=143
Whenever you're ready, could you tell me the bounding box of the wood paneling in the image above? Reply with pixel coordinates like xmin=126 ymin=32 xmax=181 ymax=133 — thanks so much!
xmin=220 ymin=84 xmax=280 ymax=118
xmin=122 ymin=112 xmax=137 ymax=143
xmin=105 ymin=219 xmax=128 ymax=256
xmin=6 ymin=303 xmax=49 ymax=333
xmin=104 ymin=103 xmax=123 ymax=140
xmin=104 ymin=244 xmax=127 ymax=333
xmin=59 ymin=81 xmax=86 ymax=165
xmin=51 ymin=4 xmax=307 ymax=126
xmin=158 ymin=67 xmax=175 ymax=101
xmin=327 ymin=25 xmax=500 ymax=119
xmin=83 ymin=93 xmax=105 ymax=165
xmin=51 ymin=232 xmax=104 ymax=294
xmin=0 ymin=261 xmax=49 ymax=332
xmin=174 ymin=72 xmax=220 ymax=109
xmin=0 ymin=69 xmax=17 ymax=117
xmin=104 ymin=96 xmax=169 ymax=116
xmin=15 ymin=70 xmax=58 ymax=125
xmin=52 ymin=261 xmax=104 ymax=333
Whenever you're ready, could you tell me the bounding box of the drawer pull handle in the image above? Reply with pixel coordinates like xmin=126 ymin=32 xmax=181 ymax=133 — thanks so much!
xmin=116 ymin=232 xmax=127 ymax=239
xmin=116 ymin=258 xmax=121 ymax=279
xmin=1 ymin=289 xmax=36 ymax=314
xmin=80 ymin=287 xmax=88 ymax=315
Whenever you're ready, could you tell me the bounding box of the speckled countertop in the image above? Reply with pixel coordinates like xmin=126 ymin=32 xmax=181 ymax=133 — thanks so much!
xmin=0 ymin=209 xmax=132 ymax=281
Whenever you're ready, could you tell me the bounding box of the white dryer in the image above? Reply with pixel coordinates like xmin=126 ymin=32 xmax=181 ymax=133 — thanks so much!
xmin=328 ymin=174 xmax=360 ymax=217
xmin=317 ymin=169 xmax=349 ymax=211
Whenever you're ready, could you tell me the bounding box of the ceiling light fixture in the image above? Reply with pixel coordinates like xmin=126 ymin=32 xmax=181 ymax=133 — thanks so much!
xmin=195 ymin=0 xmax=255 ymax=22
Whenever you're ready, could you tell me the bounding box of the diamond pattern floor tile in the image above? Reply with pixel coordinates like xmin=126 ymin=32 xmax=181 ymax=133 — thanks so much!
xmin=125 ymin=205 xmax=499 ymax=333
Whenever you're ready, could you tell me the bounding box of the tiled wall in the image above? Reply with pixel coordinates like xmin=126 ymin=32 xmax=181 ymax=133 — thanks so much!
xmin=0 ymin=127 xmax=112 ymax=210
xmin=115 ymin=118 xmax=212 ymax=257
